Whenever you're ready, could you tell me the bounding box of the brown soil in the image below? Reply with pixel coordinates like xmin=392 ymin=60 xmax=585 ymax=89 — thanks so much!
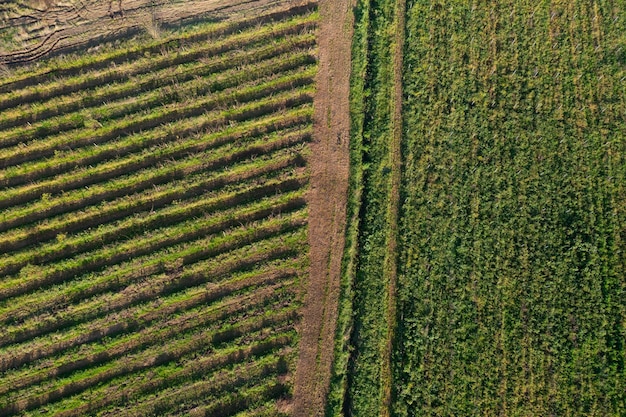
xmin=0 ymin=0 xmax=296 ymax=65
xmin=293 ymin=0 xmax=354 ymax=415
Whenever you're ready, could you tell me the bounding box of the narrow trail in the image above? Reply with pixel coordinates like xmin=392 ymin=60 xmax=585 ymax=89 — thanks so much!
xmin=381 ymin=0 xmax=405 ymax=415
xmin=292 ymin=0 xmax=354 ymax=415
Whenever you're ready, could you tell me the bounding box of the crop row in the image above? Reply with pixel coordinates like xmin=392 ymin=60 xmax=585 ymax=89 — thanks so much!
xmin=0 ymin=168 xmax=301 ymax=279
xmin=0 ymin=128 xmax=310 ymax=257
xmin=0 ymin=257 xmax=304 ymax=396
xmin=0 ymin=226 xmax=307 ymax=369
xmin=0 ymin=3 xmax=318 ymax=414
xmin=0 ymin=170 xmax=308 ymax=301
xmin=109 ymin=346 xmax=292 ymax=417
xmin=5 ymin=282 xmax=294 ymax=410
xmin=69 ymin=336 xmax=293 ymax=417
xmin=2 ymin=291 xmax=295 ymax=403
xmin=0 ymin=69 xmax=315 ymax=173
xmin=0 ymin=111 xmax=311 ymax=231
xmin=0 ymin=182 xmax=308 ymax=414
xmin=0 ymin=31 xmax=315 ymax=131
xmin=0 ymin=39 xmax=315 ymax=145
xmin=0 ymin=86 xmax=314 ymax=192
xmin=0 ymin=26 xmax=316 ymax=142
xmin=0 ymin=11 xmax=317 ymax=114
xmin=0 ymin=224 xmax=307 ymax=413
xmin=0 ymin=158 xmax=306 ymax=272
xmin=0 ymin=184 xmax=308 ymax=327
xmin=0 ymin=104 xmax=312 ymax=210
xmin=1 ymin=306 xmax=299 ymax=414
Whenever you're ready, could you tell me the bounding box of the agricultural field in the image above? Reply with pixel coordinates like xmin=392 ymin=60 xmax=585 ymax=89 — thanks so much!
xmin=2 ymin=0 xmax=624 ymax=416
xmin=0 ymin=1 xmax=329 ymax=415
xmin=331 ymin=0 xmax=626 ymax=416
xmin=0 ymin=0 xmax=288 ymax=63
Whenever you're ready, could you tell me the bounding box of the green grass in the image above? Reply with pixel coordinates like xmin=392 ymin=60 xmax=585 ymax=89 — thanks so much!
xmin=0 ymin=3 xmax=318 ymax=415
xmin=334 ymin=0 xmax=626 ymax=416
xmin=327 ymin=0 xmax=401 ymax=415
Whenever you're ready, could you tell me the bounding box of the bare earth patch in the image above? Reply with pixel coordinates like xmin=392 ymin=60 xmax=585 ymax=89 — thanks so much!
xmin=293 ymin=0 xmax=354 ymax=415
xmin=0 ymin=0 xmax=293 ymax=64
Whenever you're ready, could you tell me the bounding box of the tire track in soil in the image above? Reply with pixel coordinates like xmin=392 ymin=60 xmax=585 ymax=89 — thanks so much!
xmin=292 ymin=0 xmax=353 ymax=416
xmin=0 ymin=0 xmax=294 ymax=65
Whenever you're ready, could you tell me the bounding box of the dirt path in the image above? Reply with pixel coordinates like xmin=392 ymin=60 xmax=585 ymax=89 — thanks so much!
xmin=292 ymin=0 xmax=354 ymax=415
xmin=381 ymin=0 xmax=405 ymax=415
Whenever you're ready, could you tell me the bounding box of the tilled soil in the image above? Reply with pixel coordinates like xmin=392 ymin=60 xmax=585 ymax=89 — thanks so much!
xmin=0 ymin=0 xmax=294 ymax=64
xmin=293 ymin=0 xmax=354 ymax=415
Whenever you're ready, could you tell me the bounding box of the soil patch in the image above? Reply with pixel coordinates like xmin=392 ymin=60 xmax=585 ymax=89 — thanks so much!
xmin=0 ymin=0 xmax=294 ymax=65
xmin=293 ymin=0 xmax=354 ymax=415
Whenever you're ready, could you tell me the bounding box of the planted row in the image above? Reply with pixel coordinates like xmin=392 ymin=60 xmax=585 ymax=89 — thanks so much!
xmin=0 ymin=187 xmax=308 ymax=328
xmin=0 ymin=39 xmax=315 ymax=142
xmin=0 ymin=130 xmax=310 ymax=256
xmin=0 ymin=259 xmax=303 ymax=396
xmin=0 ymin=105 xmax=312 ymax=210
xmin=0 ymin=1 xmax=318 ymax=93
xmin=0 ymin=227 xmax=307 ymax=369
xmin=0 ymin=11 xmax=318 ymax=114
xmin=0 ymin=69 xmax=315 ymax=171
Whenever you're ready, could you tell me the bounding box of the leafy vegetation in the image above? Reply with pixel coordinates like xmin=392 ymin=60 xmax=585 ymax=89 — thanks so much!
xmin=333 ymin=0 xmax=626 ymax=416
xmin=0 ymin=3 xmax=318 ymax=415
xmin=327 ymin=0 xmax=403 ymax=415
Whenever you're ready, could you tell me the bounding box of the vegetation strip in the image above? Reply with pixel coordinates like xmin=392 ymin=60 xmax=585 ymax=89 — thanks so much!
xmin=0 ymin=107 xmax=312 ymax=210
xmin=0 ymin=2 xmax=319 ymax=414
xmin=0 ymin=32 xmax=316 ymax=131
xmin=335 ymin=0 xmax=402 ymax=414
xmin=0 ymin=122 xmax=310 ymax=232
xmin=381 ymin=0 xmax=405 ymax=415
xmin=0 ymin=190 xmax=307 ymax=324
xmin=0 ymin=2 xmax=318 ymax=93
xmin=0 ymin=229 xmax=307 ymax=370
xmin=0 ymin=261 xmax=302 ymax=395
xmin=0 ymin=135 xmax=309 ymax=258
xmin=330 ymin=1 xmax=626 ymax=415
xmin=0 ymin=72 xmax=315 ymax=171
xmin=0 ymin=44 xmax=315 ymax=144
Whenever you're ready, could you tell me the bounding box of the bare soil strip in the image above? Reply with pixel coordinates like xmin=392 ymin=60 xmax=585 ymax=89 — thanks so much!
xmin=381 ymin=0 xmax=405 ymax=415
xmin=293 ymin=0 xmax=354 ymax=415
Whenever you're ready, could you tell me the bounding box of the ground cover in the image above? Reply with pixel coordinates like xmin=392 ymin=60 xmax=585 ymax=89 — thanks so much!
xmin=332 ymin=0 xmax=626 ymax=416
xmin=0 ymin=2 xmax=320 ymax=415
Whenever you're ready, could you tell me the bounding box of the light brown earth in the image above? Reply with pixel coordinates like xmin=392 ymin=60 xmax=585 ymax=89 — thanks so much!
xmin=293 ymin=0 xmax=353 ymax=415
xmin=0 ymin=0 xmax=294 ymax=64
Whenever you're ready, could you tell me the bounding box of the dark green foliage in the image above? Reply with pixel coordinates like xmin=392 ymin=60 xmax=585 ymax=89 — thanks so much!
xmin=394 ymin=1 xmax=626 ymax=415
xmin=335 ymin=0 xmax=625 ymax=415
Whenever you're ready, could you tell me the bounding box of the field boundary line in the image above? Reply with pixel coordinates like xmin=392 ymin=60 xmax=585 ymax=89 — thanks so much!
xmin=381 ymin=0 xmax=405 ymax=415
xmin=293 ymin=0 xmax=354 ymax=415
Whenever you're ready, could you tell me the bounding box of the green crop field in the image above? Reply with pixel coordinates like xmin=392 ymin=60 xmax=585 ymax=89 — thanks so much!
xmin=1 ymin=0 xmax=625 ymax=415
xmin=0 ymin=2 xmax=318 ymax=415
xmin=331 ymin=0 xmax=626 ymax=416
